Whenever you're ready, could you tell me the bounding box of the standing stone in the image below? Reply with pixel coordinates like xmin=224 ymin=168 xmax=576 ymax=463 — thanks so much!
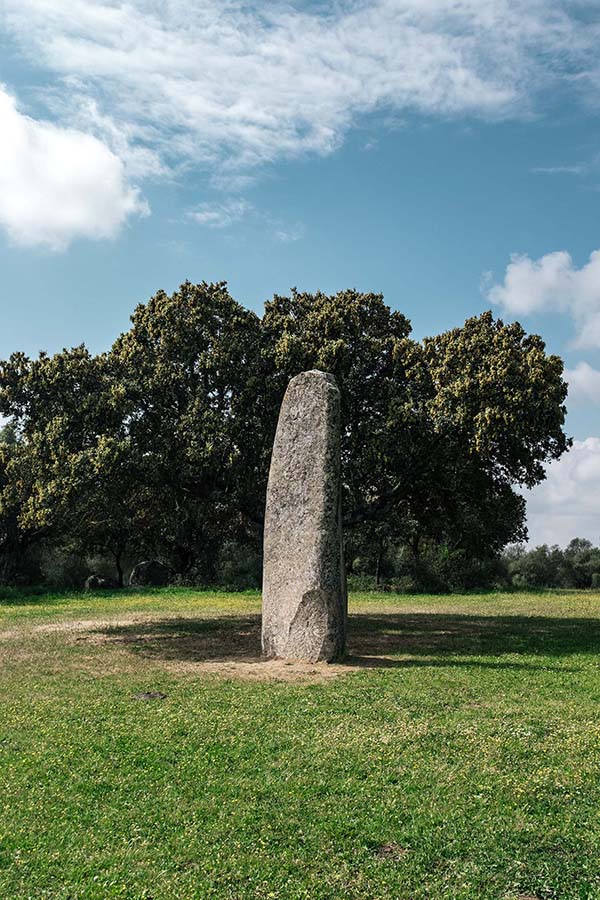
xmin=262 ymin=370 xmax=347 ymax=662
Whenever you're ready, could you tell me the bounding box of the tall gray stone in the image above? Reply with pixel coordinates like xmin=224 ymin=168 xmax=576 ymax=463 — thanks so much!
xmin=262 ymin=370 xmax=347 ymax=662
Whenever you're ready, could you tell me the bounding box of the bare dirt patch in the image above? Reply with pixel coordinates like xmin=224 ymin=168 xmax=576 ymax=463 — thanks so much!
xmin=375 ymin=842 xmax=409 ymax=860
xmin=177 ymin=655 xmax=356 ymax=681
xmin=85 ymin=614 xmax=382 ymax=680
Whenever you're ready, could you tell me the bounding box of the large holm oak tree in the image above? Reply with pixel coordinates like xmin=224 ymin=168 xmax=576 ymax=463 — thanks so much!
xmin=0 ymin=283 xmax=570 ymax=583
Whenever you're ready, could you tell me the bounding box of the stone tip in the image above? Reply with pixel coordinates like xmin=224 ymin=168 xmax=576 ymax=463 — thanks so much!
xmin=289 ymin=369 xmax=339 ymax=390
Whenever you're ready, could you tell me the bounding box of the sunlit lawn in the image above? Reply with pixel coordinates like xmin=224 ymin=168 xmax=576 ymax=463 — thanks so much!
xmin=2 ymin=587 xmax=600 ymax=899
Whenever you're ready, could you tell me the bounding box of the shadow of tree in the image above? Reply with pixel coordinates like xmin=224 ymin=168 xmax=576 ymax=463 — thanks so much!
xmin=351 ymin=613 xmax=600 ymax=658
xmin=94 ymin=611 xmax=599 ymax=672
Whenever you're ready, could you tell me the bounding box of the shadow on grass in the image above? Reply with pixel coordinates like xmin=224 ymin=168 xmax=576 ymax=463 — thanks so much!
xmin=94 ymin=611 xmax=598 ymax=671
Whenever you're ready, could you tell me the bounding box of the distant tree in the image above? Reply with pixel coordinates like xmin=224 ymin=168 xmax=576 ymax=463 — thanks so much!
xmin=563 ymin=538 xmax=600 ymax=588
xmin=504 ymin=538 xmax=600 ymax=589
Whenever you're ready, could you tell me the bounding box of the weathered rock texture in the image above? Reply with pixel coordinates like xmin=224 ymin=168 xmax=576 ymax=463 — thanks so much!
xmin=262 ymin=370 xmax=347 ymax=662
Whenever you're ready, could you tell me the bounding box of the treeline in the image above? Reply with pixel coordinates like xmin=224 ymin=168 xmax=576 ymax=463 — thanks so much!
xmin=504 ymin=540 xmax=600 ymax=590
xmin=0 ymin=282 xmax=570 ymax=591
xmin=348 ymin=537 xmax=600 ymax=593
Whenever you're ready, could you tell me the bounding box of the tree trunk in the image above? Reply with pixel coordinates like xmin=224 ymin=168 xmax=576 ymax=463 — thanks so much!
xmin=411 ymin=534 xmax=421 ymax=584
xmin=375 ymin=537 xmax=384 ymax=586
xmin=114 ymin=550 xmax=124 ymax=588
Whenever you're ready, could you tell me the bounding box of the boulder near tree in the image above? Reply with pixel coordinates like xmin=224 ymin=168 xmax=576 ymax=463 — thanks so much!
xmin=129 ymin=559 xmax=171 ymax=587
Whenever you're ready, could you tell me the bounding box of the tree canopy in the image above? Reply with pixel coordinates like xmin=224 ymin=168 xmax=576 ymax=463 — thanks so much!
xmin=0 ymin=282 xmax=570 ymax=586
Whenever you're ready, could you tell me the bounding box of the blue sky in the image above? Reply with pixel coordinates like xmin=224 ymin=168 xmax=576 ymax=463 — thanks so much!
xmin=0 ymin=0 xmax=599 ymax=546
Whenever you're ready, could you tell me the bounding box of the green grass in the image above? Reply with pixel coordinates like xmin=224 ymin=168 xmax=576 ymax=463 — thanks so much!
xmin=2 ymin=588 xmax=600 ymax=899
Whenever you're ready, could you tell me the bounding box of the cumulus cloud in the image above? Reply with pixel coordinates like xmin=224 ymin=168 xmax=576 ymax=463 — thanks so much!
xmin=0 ymin=86 xmax=146 ymax=250
xmin=486 ymin=249 xmax=600 ymax=348
xmin=565 ymin=362 xmax=600 ymax=406
xmin=525 ymin=438 xmax=600 ymax=546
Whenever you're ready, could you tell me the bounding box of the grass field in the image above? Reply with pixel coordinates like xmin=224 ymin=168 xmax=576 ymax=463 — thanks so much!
xmin=2 ymin=588 xmax=600 ymax=899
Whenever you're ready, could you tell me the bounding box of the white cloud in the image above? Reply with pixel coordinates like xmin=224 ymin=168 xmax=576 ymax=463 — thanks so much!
xmin=525 ymin=438 xmax=600 ymax=547
xmin=188 ymin=199 xmax=251 ymax=229
xmin=565 ymin=362 xmax=600 ymax=406
xmin=2 ymin=0 xmax=599 ymax=185
xmin=70 ymin=97 xmax=166 ymax=181
xmin=531 ymin=163 xmax=590 ymax=175
xmin=0 ymin=86 xmax=146 ymax=250
xmin=188 ymin=201 xmax=306 ymax=243
xmin=2 ymin=1 xmax=600 ymax=247
xmin=486 ymin=249 xmax=600 ymax=348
